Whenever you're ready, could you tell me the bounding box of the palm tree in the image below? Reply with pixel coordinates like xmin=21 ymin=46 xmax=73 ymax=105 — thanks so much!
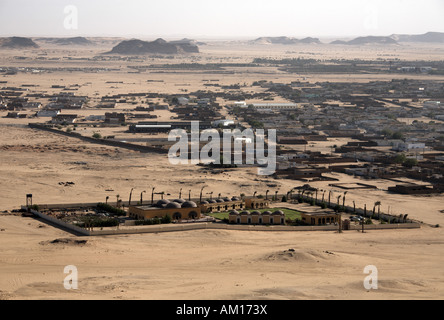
xmin=265 ymin=190 xmax=270 ymax=200
xmin=179 ymin=188 xmax=183 ymax=199
xmin=328 ymin=191 xmax=332 ymax=207
xmin=140 ymin=191 xmax=146 ymax=205
xmin=322 ymin=190 xmax=326 ymax=203
xmin=342 ymin=191 xmax=348 ymax=208
xmin=253 ymin=191 xmax=257 ymax=198
xmin=105 ymin=196 xmax=109 ymax=205
xmin=151 ymin=187 xmax=156 ymax=205
xmin=129 ymin=188 xmax=134 ymax=207
xmin=307 ymin=191 xmax=314 ymax=203
xmin=116 ymin=194 xmax=120 ymax=208
xmin=200 ymin=186 xmax=206 ymax=203
xmin=353 ymin=201 xmax=356 ymax=213
xmin=375 ymin=201 xmax=382 ymax=219
xmin=275 ymin=191 xmax=279 ymax=201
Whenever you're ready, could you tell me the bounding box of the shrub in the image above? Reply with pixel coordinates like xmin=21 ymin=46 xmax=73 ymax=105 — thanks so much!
xmin=92 ymin=132 xmax=102 ymax=139
xmin=97 ymin=203 xmax=126 ymax=216
xmin=78 ymin=217 xmax=119 ymax=228
xmin=281 ymin=195 xmax=287 ymax=202
xmin=321 ymin=203 xmax=327 ymax=209
xmin=161 ymin=214 xmax=172 ymax=224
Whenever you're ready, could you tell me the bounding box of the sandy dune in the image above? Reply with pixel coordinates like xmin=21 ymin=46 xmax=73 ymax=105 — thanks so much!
xmin=0 ymin=214 xmax=443 ymax=300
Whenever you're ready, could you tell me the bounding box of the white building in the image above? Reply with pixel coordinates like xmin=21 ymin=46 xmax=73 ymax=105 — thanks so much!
xmin=394 ymin=142 xmax=426 ymax=152
xmin=233 ymin=101 xmax=247 ymax=108
xmin=37 ymin=110 xmax=60 ymax=117
xmin=424 ymin=101 xmax=441 ymax=108
xmin=212 ymin=119 xmax=235 ymax=127
xmin=178 ymin=97 xmax=189 ymax=105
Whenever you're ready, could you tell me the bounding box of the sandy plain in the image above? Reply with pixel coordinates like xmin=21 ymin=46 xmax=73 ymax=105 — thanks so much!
xmin=0 ymin=41 xmax=443 ymax=300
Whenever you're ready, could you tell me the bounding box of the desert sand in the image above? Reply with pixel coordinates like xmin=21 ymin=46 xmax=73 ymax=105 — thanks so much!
xmin=0 ymin=214 xmax=443 ymax=300
xmin=1 ymin=41 xmax=444 ymax=300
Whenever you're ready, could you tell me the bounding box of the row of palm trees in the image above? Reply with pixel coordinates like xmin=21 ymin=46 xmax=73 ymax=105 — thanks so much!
xmin=105 ymin=187 xmax=173 ymax=208
xmin=287 ymin=187 xmax=385 ymax=219
xmin=105 ymin=186 xmax=285 ymax=209
xmin=104 ymin=186 xmax=385 ymax=221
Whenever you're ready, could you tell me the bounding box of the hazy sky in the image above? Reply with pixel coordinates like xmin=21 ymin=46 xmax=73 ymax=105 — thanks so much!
xmin=0 ymin=0 xmax=443 ymax=39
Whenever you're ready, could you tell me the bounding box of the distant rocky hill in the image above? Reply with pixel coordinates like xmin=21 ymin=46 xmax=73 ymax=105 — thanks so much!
xmin=331 ymin=36 xmax=399 ymax=45
xmin=253 ymin=36 xmax=322 ymax=45
xmin=390 ymin=32 xmax=444 ymax=43
xmin=106 ymin=38 xmax=199 ymax=55
xmin=0 ymin=37 xmax=39 ymax=49
xmin=34 ymin=37 xmax=93 ymax=46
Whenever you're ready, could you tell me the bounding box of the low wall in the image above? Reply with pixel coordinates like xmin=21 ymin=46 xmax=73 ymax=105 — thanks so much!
xmin=30 ymin=209 xmax=91 ymax=236
xmin=29 ymin=207 xmax=421 ymax=237
xmin=348 ymin=223 xmax=421 ymax=230
xmin=88 ymin=223 xmax=341 ymax=236
xmin=28 ymin=123 xmax=168 ymax=154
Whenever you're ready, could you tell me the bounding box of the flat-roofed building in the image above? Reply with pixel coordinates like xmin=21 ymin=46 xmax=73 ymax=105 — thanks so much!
xmin=129 ymin=121 xmax=212 ymax=133
xmin=301 ymin=212 xmax=341 ymax=226
xmin=229 ymin=210 xmax=285 ymax=225
xmin=129 ymin=199 xmax=201 ymax=221
xmin=252 ymin=103 xmax=298 ymax=111
xmin=244 ymin=198 xmax=270 ymax=210
xmin=200 ymin=197 xmax=244 ymax=213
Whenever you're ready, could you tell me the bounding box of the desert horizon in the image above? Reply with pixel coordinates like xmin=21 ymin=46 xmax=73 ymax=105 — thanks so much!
xmin=1 ymin=0 xmax=444 ymax=305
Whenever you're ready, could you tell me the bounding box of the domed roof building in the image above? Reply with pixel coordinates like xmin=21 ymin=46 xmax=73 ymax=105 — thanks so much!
xmin=173 ymin=199 xmax=186 ymax=204
xmin=166 ymin=202 xmax=182 ymax=209
xmin=182 ymin=201 xmax=198 ymax=208
xmin=156 ymin=199 xmax=170 ymax=208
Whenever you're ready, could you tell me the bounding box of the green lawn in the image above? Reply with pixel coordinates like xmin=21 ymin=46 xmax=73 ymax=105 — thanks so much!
xmin=207 ymin=208 xmax=302 ymax=221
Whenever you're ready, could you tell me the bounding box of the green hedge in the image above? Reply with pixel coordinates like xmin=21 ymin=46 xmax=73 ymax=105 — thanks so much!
xmin=97 ymin=203 xmax=126 ymax=216
xmin=135 ymin=215 xmax=172 ymax=225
